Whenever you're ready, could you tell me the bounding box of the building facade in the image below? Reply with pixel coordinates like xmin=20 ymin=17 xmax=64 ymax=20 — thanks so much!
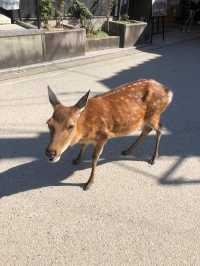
xmin=19 ymin=0 xmax=110 ymax=19
xmin=1 ymin=0 xmax=193 ymax=24
xmin=129 ymin=0 xmax=181 ymax=21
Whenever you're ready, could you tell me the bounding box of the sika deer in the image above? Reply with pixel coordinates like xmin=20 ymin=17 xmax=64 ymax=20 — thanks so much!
xmin=46 ymin=79 xmax=173 ymax=190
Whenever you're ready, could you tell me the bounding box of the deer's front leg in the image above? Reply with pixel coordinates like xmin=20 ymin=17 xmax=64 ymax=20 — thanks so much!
xmin=72 ymin=144 xmax=87 ymax=165
xmin=83 ymin=140 xmax=106 ymax=191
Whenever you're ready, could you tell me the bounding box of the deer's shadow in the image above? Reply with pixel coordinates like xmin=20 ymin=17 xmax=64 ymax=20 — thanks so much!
xmin=0 ymin=131 xmax=200 ymax=198
xmin=0 ymin=134 xmax=146 ymax=198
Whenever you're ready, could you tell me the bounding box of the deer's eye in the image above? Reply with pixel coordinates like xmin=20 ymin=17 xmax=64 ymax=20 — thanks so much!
xmin=67 ymin=124 xmax=74 ymax=130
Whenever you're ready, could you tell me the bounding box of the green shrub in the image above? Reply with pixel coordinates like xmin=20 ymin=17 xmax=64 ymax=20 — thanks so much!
xmin=68 ymin=0 xmax=93 ymax=31
xmin=40 ymin=0 xmax=53 ymax=28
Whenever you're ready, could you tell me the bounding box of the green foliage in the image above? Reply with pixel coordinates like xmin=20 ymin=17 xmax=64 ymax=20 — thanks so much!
xmin=68 ymin=0 xmax=114 ymax=37
xmin=68 ymin=0 xmax=93 ymax=29
xmin=40 ymin=0 xmax=53 ymax=27
xmin=87 ymin=30 xmax=109 ymax=39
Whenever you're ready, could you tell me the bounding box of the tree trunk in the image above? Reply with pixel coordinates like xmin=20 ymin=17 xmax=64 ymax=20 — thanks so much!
xmin=55 ymin=0 xmax=64 ymax=28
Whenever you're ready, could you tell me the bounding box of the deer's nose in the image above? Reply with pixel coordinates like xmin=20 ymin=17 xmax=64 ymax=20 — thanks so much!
xmin=45 ymin=148 xmax=57 ymax=160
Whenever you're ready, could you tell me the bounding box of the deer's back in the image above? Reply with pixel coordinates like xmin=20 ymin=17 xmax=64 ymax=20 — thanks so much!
xmin=77 ymin=79 xmax=171 ymax=141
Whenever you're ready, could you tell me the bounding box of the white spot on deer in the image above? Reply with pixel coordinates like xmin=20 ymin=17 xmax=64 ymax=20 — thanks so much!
xmin=168 ymin=90 xmax=173 ymax=104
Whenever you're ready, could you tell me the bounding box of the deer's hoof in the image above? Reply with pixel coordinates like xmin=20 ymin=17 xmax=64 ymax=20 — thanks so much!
xmin=82 ymin=183 xmax=89 ymax=191
xmin=148 ymin=158 xmax=155 ymax=165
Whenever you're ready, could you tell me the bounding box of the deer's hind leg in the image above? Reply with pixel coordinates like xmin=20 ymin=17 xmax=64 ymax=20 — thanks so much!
xmin=121 ymin=126 xmax=152 ymax=156
xmin=147 ymin=114 xmax=163 ymax=165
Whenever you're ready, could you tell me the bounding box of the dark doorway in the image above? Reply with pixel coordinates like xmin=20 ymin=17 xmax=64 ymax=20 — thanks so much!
xmin=128 ymin=0 xmax=152 ymax=21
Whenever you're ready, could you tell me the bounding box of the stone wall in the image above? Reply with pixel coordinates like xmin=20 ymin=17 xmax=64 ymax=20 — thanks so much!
xmin=0 ymin=30 xmax=43 ymax=68
xmin=0 ymin=28 xmax=86 ymax=69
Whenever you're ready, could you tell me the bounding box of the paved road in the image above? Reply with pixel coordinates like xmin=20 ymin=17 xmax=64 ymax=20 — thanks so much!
xmin=0 ymin=38 xmax=200 ymax=265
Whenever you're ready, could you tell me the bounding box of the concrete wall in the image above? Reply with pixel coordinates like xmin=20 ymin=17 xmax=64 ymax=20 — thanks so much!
xmin=0 ymin=28 xmax=86 ymax=69
xmin=109 ymin=21 xmax=147 ymax=48
xmin=86 ymin=36 xmax=120 ymax=51
xmin=45 ymin=29 xmax=86 ymax=61
xmin=0 ymin=30 xmax=43 ymax=69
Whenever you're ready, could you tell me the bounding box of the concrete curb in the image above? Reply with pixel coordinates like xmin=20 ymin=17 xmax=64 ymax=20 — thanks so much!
xmin=0 ymin=47 xmax=138 ymax=82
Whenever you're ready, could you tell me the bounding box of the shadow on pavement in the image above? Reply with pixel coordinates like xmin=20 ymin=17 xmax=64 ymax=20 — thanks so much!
xmin=0 ymin=129 xmax=200 ymax=198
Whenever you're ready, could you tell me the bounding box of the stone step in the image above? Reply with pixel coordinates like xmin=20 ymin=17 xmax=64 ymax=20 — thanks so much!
xmin=0 ymin=14 xmax=11 ymax=25
xmin=0 ymin=23 xmax=24 ymax=30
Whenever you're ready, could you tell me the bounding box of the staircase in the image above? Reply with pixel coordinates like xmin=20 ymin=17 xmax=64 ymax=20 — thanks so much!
xmin=0 ymin=13 xmax=23 ymax=30
xmin=0 ymin=13 xmax=11 ymax=25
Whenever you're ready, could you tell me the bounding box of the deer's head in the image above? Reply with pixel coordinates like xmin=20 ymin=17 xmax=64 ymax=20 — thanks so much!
xmin=45 ymin=86 xmax=90 ymax=163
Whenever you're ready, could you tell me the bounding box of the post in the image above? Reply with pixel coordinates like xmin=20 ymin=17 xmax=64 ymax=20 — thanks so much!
xmin=150 ymin=16 xmax=154 ymax=44
xmin=36 ymin=0 xmax=41 ymax=29
xmin=156 ymin=16 xmax=160 ymax=33
xmin=162 ymin=16 xmax=165 ymax=40
xmin=125 ymin=0 xmax=129 ymax=17
xmin=117 ymin=0 xmax=122 ymax=20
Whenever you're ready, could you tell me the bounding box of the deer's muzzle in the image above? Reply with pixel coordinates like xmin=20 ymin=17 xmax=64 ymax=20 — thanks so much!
xmin=45 ymin=148 xmax=60 ymax=163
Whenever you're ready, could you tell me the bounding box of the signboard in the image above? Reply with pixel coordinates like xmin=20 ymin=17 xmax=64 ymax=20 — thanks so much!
xmin=152 ymin=0 xmax=168 ymax=17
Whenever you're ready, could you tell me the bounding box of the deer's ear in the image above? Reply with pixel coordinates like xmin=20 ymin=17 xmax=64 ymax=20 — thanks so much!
xmin=75 ymin=90 xmax=90 ymax=111
xmin=48 ymin=85 xmax=60 ymax=108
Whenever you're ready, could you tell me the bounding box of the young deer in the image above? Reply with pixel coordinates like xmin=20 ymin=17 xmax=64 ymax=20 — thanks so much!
xmin=46 ymin=79 xmax=173 ymax=190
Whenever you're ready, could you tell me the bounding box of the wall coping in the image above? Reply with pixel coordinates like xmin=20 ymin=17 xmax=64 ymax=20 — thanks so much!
xmin=0 ymin=27 xmax=86 ymax=38
xmin=110 ymin=20 xmax=147 ymax=26
xmin=0 ymin=29 xmax=43 ymax=37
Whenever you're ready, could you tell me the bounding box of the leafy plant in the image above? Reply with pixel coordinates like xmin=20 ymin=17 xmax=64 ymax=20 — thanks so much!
xmin=40 ymin=0 xmax=53 ymax=29
xmin=68 ymin=0 xmax=93 ymax=32
xmin=87 ymin=29 xmax=109 ymax=39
